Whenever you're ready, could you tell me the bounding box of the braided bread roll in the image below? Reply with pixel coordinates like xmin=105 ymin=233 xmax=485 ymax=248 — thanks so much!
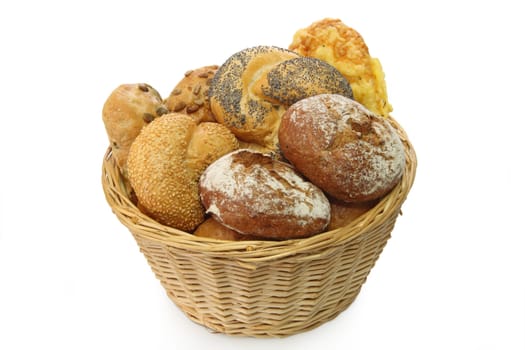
xmin=209 ymin=46 xmax=353 ymax=157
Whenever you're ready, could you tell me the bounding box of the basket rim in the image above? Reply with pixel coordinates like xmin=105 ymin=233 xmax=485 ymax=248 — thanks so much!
xmin=101 ymin=114 xmax=417 ymax=265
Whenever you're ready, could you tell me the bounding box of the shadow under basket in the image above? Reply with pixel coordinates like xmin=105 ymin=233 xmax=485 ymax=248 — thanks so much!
xmin=101 ymin=116 xmax=417 ymax=338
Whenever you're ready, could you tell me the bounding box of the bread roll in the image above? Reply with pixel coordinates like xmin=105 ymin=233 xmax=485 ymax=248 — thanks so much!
xmin=209 ymin=45 xmax=353 ymax=157
xmin=194 ymin=217 xmax=259 ymax=241
xmin=127 ymin=113 xmax=239 ymax=231
xmin=327 ymin=199 xmax=379 ymax=231
xmin=102 ymin=83 xmax=168 ymax=176
xmin=164 ymin=65 xmax=218 ymax=123
xmin=279 ymin=94 xmax=405 ymax=203
xmin=289 ymin=18 xmax=392 ymax=117
xmin=199 ymin=150 xmax=331 ymax=240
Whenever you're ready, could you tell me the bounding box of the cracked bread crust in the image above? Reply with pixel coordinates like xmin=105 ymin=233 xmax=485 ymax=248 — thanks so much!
xmin=199 ymin=150 xmax=330 ymax=240
xmin=279 ymin=94 xmax=405 ymax=202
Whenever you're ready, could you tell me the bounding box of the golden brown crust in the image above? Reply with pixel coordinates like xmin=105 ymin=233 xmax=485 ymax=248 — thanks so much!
xmin=256 ymin=56 xmax=353 ymax=105
xmin=199 ymin=150 xmax=331 ymax=240
xmin=209 ymin=46 xmax=298 ymax=151
xmin=164 ymin=65 xmax=218 ymax=123
xmin=279 ymin=94 xmax=405 ymax=203
xmin=102 ymin=83 xmax=168 ymax=175
xmin=194 ymin=217 xmax=260 ymax=241
xmin=289 ymin=18 xmax=392 ymax=117
xmin=237 ymin=140 xmax=282 ymax=160
xmin=127 ymin=113 xmax=238 ymax=231
xmin=209 ymin=46 xmax=353 ymax=157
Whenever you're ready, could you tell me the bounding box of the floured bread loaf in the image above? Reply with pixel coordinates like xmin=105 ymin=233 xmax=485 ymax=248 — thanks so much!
xmin=199 ymin=150 xmax=331 ymax=240
xmin=279 ymin=94 xmax=405 ymax=203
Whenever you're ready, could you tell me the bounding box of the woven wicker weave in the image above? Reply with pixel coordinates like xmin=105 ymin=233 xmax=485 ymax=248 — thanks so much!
xmin=101 ymin=115 xmax=416 ymax=337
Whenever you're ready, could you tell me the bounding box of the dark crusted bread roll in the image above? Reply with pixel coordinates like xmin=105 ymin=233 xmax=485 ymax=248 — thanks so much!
xmin=199 ymin=150 xmax=331 ymax=240
xmin=208 ymin=46 xmax=353 ymax=157
xmin=327 ymin=198 xmax=379 ymax=231
xmin=279 ymin=94 xmax=405 ymax=203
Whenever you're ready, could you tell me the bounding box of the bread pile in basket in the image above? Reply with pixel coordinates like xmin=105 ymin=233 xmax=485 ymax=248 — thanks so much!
xmin=102 ymin=18 xmax=405 ymax=242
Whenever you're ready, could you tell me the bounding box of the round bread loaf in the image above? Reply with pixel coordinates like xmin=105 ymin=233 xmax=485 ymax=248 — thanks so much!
xmin=208 ymin=46 xmax=353 ymax=157
xmin=289 ymin=18 xmax=392 ymax=117
xmin=127 ymin=113 xmax=239 ymax=231
xmin=102 ymin=83 xmax=168 ymax=176
xmin=164 ymin=65 xmax=218 ymax=123
xmin=279 ymin=94 xmax=405 ymax=203
xmin=199 ymin=150 xmax=331 ymax=240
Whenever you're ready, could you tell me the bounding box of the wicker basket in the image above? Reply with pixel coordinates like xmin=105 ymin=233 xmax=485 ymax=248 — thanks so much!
xmin=101 ymin=115 xmax=416 ymax=338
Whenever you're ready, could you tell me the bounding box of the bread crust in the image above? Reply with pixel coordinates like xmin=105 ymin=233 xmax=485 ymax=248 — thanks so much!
xmin=127 ymin=114 xmax=238 ymax=231
xmin=327 ymin=198 xmax=379 ymax=231
xmin=289 ymin=18 xmax=392 ymax=117
xmin=102 ymin=83 xmax=167 ymax=175
xmin=209 ymin=46 xmax=353 ymax=157
xmin=199 ymin=150 xmax=330 ymax=239
xmin=209 ymin=46 xmax=298 ymax=150
xmin=194 ymin=217 xmax=260 ymax=241
xmin=279 ymin=94 xmax=405 ymax=202
xmin=164 ymin=65 xmax=218 ymax=123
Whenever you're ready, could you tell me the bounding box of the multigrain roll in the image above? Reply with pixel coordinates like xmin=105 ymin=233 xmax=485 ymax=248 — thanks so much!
xmin=164 ymin=65 xmax=218 ymax=123
xmin=102 ymin=83 xmax=168 ymax=176
xmin=289 ymin=18 xmax=392 ymax=117
xmin=199 ymin=150 xmax=331 ymax=240
xmin=127 ymin=113 xmax=239 ymax=231
xmin=279 ymin=94 xmax=405 ymax=203
xmin=208 ymin=45 xmax=353 ymax=157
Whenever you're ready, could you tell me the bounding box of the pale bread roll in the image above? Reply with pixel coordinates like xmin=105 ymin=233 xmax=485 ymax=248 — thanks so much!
xmin=290 ymin=18 xmax=392 ymax=117
xmin=102 ymin=83 xmax=168 ymax=176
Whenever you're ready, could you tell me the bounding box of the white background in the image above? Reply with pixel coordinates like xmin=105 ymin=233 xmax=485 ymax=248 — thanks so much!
xmin=1 ymin=0 xmax=524 ymax=349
